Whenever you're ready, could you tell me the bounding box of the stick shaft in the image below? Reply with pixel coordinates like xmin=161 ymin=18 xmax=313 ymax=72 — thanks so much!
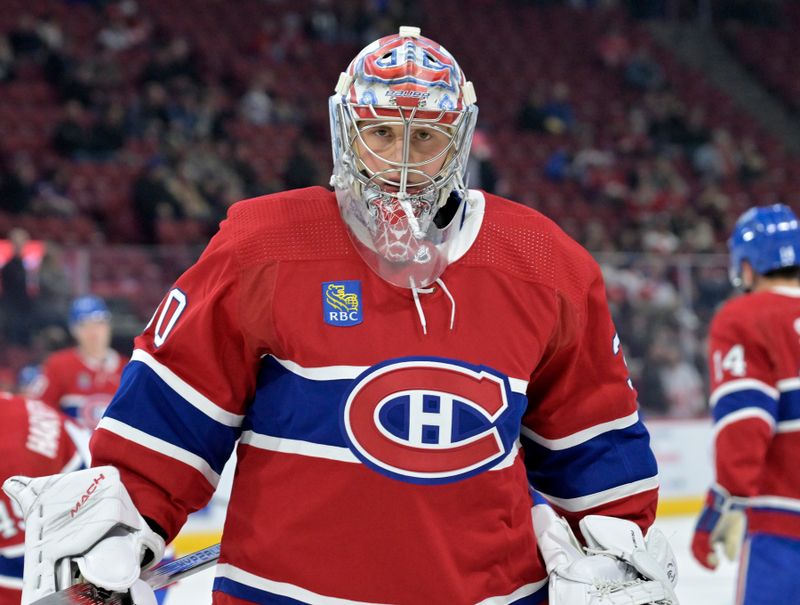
xmin=30 ymin=543 xmax=221 ymax=605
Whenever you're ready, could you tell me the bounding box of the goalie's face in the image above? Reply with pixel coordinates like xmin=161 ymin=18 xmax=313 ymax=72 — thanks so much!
xmin=355 ymin=121 xmax=452 ymax=193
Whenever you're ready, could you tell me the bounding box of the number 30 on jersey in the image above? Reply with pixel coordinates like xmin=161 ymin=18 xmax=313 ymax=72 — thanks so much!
xmin=145 ymin=288 xmax=188 ymax=347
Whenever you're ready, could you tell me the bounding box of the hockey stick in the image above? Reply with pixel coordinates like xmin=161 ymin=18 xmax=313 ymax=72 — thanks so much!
xmin=31 ymin=543 xmax=220 ymax=605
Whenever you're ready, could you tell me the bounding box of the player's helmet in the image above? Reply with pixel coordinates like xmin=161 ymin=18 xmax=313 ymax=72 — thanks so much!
xmin=329 ymin=26 xmax=478 ymax=288
xmin=69 ymin=295 xmax=111 ymax=326
xmin=728 ymin=204 xmax=800 ymax=287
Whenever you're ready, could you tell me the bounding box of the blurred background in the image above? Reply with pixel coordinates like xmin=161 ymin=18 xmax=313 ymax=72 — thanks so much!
xmin=0 ymin=0 xmax=797 ymax=600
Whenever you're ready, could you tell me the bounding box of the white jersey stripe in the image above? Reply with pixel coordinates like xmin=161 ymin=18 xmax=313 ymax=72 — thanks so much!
xmin=538 ymin=475 xmax=659 ymax=512
xmin=239 ymin=430 xmax=521 ymax=472
xmin=520 ymin=411 xmax=639 ymax=451
xmin=777 ymin=419 xmax=800 ymax=433
xmin=241 ymin=431 xmax=359 ymax=464
xmin=709 ymin=379 xmax=778 ymax=408
xmin=0 ymin=575 xmax=23 ymax=590
xmin=131 ymin=349 xmax=244 ymax=427
xmin=713 ymin=408 xmax=775 ymax=438
xmin=776 ymin=377 xmax=800 ymax=392
xmin=59 ymin=451 xmax=84 ymax=474
xmin=216 ymin=563 xmax=391 ymax=604
xmin=267 ymin=355 xmax=529 ymax=394
xmin=747 ymin=495 xmax=800 ymax=513
xmin=475 ymin=578 xmax=548 ymax=605
xmin=96 ymin=417 xmax=220 ymax=487
xmin=0 ymin=544 xmax=25 ymax=558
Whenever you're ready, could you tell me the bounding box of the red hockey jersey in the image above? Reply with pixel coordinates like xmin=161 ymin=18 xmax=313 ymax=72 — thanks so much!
xmin=708 ymin=287 xmax=800 ymax=540
xmin=28 ymin=347 xmax=126 ymax=429
xmin=0 ymin=394 xmax=85 ymax=604
xmin=91 ymin=187 xmax=659 ymax=605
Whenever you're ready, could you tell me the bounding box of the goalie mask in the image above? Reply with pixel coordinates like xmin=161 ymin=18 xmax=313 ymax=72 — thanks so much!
xmin=329 ymin=26 xmax=478 ymax=288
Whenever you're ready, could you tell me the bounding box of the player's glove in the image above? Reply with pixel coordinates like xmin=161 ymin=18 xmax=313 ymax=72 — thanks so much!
xmin=691 ymin=484 xmax=746 ymax=570
xmin=533 ymin=503 xmax=678 ymax=605
xmin=2 ymin=466 xmax=165 ymax=605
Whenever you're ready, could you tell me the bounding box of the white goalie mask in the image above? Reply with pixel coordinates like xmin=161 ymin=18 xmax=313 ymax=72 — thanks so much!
xmin=329 ymin=26 xmax=478 ymax=288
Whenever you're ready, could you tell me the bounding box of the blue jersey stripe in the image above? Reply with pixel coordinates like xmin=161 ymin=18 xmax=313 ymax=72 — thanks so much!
xmin=713 ymin=389 xmax=779 ymax=424
xmin=104 ymin=362 xmax=241 ymax=475
xmin=778 ymin=389 xmax=800 ymax=422
xmin=0 ymin=555 xmax=23 ymax=579
xmin=245 ymin=357 xmax=353 ymax=446
xmin=214 ymin=577 xmax=309 ymax=605
xmin=522 ymin=420 xmax=657 ymax=499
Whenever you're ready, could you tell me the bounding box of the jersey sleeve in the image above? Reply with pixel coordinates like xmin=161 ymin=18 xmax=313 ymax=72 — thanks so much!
xmin=706 ymin=306 xmax=776 ymax=497
xmin=90 ymin=215 xmax=265 ymax=541
xmin=522 ymin=263 xmax=659 ymax=535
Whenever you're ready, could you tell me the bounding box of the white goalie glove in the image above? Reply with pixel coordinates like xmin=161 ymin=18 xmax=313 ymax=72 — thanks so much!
xmin=2 ymin=465 xmax=165 ymax=605
xmin=533 ymin=503 xmax=678 ymax=605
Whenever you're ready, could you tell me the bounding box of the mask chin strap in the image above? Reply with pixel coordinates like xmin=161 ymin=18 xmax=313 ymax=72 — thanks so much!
xmin=408 ymin=276 xmax=456 ymax=336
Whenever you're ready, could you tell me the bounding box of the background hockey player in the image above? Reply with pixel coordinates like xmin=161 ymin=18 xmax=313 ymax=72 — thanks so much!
xmin=26 ymin=295 xmax=127 ymax=429
xmin=0 ymin=393 xmax=88 ymax=605
xmin=692 ymin=204 xmax=800 ymax=605
xmin=5 ymin=27 xmax=676 ymax=605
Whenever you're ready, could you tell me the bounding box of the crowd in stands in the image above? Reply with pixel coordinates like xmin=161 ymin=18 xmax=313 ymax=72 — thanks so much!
xmin=0 ymin=0 xmax=799 ymax=416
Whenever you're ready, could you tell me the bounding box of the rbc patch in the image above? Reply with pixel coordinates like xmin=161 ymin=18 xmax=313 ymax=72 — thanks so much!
xmin=322 ymin=281 xmax=362 ymax=326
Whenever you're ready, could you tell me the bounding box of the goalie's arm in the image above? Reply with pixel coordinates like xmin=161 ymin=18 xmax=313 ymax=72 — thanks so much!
xmin=91 ymin=213 xmax=264 ymax=542
xmin=522 ymin=262 xmax=659 ymax=536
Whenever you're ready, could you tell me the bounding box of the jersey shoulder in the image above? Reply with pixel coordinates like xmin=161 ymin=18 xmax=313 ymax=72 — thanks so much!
xmin=711 ymin=290 xmax=790 ymax=337
xmin=468 ymin=192 xmax=601 ymax=298
xmin=44 ymin=347 xmax=80 ymax=370
xmin=224 ymin=187 xmax=354 ymax=266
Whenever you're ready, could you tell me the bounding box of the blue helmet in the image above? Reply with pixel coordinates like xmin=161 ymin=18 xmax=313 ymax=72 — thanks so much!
xmin=728 ymin=204 xmax=800 ymax=287
xmin=69 ymin=295 xmax=111 ymax=326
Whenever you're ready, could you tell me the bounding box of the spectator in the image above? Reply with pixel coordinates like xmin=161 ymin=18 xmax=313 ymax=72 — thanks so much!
xmin=8 ymin=13 xmax=44 ymax=59
xmin=132 ymin=161 xmax=185 ymax=243
xmin=517 ymin=87 xmax=547 ymax=132
xmin=239 ymin=71 xmax=275 ymax=126
xmin=35 ymin=14 xmax=64 ymax=52
xmin=542 ymin=81 xmax=576 ymax=134
xmin=624 ymin=48 xmax=665 ymax=91
xmin=52 ymin=101 xmax=91 ymax=157
xmin=694 ymin=128 xmax=738 ymax=181
xmin=1 ymin=228 xmax=34 ymax=345
xmin=34 ymin=241 xmax=72 ymax=334
xmin=283 ymin=138 xmax=320 ymax=189
xmin=466 ymin=129 xmax=499 ymax=193
xmin=597 ymin=25 xmax=631 ymax=68
xmin=0 ymin=35 xmax=16 ymax=82
xmin=0 ymin=156 xmax=37 ymax=215
xmin=89 ymin=102 xmax=128 ymax=154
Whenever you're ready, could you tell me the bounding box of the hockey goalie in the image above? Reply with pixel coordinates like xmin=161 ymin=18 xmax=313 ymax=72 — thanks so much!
xmin=5 ymin=26 xmax=677 ymax=605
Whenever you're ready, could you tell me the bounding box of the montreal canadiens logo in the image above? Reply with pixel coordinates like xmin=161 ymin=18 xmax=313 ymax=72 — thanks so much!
xmin=341 ymin=358 xmax=516 ymax=484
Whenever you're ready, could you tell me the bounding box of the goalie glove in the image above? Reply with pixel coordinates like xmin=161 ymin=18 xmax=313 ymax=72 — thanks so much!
xmin=2 ymin=466 xmax=165 ymax=605
xmin=532 ymin=503 xmax=678 ymax=605
xmin=691 ymin=484 xmax=746 ymax=570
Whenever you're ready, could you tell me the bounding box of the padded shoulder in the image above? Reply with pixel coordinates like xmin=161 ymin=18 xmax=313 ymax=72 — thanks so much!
xmin=463 ymin=193 xmax=601 ymax=309
xmin=226 ymin=187 xmax=356 ymax=266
